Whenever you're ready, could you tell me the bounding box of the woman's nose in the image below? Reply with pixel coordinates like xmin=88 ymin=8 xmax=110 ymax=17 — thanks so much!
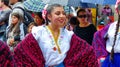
xmin=60 ymin=14 xmax=66 ymax=17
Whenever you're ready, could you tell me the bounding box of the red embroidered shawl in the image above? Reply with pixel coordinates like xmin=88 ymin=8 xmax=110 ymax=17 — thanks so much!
xmin=13 ymin=33 xmax=98 ymax=67
xmin=0 ymin=41 xmax=14 ymax=67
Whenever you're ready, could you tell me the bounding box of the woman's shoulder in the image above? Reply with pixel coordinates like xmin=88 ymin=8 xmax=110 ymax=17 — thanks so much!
xmin=31 ymin=25 xmax=46 ymax=38
xmin=109 ymin=21 xmax=117 ymax=27
xmin=89 ymin=24 xmax=97 ymax=30
xmin=64 ymin=28 xmax=74 ymax=36
xmin=32 ymin=25 xmax=46 ymax=32
xmin=65 ymin=34 xmax=99 ymax=66
xmin=107 ymin=21 xmax=118 ymax=34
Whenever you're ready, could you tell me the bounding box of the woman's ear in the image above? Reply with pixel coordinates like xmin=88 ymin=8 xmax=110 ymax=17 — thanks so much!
xmin=47 ymin=14 xmax=51 ymax=21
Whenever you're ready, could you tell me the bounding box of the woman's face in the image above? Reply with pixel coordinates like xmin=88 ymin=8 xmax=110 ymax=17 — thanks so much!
xmin=77 ymin=12 xmax=87 ymax=23
xmin=0 ymin=0 xmax=3 ymax=8
xmin=28 ymin=25 xmax=34 ymax=33
xmin=34 ymin=15 xmax=43 ymax=26
xmin=48 ymin=7 xmax=67 ymax=28
xmin=11 ymin=15 xmax=19 ymax=25
xmin=9 ymin=0 xmax=17 ymax=5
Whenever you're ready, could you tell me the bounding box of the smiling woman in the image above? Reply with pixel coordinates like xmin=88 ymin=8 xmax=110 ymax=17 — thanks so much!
xmin=45 ymin=4 xmax=67 ymax=28
xmin=13 ymin=4 xmax=98 ymax=67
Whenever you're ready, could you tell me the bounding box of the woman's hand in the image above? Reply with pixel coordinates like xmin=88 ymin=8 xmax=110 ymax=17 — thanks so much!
xmin=9 ymin=38 xmax=14 ymax=46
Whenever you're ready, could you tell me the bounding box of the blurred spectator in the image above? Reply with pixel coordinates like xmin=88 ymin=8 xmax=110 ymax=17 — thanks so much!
xmin=0 ymin=0 xmax=12 ymax=41
xmin=98 ymin=5 xmax=113 ymax=26
xmin=34 ymin=12 xmax=45 ymax=26
xmin=66 ymin=16 xmax=79 ymax=31
xmin=8 ymin=0 xmax=29 ymax=37
xmin=6 ymin=12 xmax=24 ymax=52
xmin=9 ymin=0 xmax=24 ymax=26
xmin=73 ymin=8 xmax=97 ymax=45
xmin=101 ymin=5 xmax=112 ymax=16
xmin=27 ymin=22 xmax=37 ymax=33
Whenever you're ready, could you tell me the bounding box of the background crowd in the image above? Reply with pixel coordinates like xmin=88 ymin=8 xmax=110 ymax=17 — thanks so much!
xmin=0 ymin=0 xmax=120 ymax=67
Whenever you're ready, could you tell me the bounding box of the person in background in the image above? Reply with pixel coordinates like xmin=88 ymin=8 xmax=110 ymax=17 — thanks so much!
xmin=6 ymin=12 xmax=24 ymax=52
xmin=9 ymin=0 xmax=24 ymax=25
xmin=34 ymin=12 xmax=45 ymax=26
xmin=13 ymin=4 xmax=98 ymax=67
xmin=92 ymin=0 xmax=120 ymax=66
xmin=100 ymin=5 xmax=112 ymax=25
xmin=66 ymin=16 xmax=79 ymax=31
xmin=101 ymin=5 xmax=112 ymax=16
xmin=0 ymin=0 xmax=11 ymax=41
xmin=73 ymin=8 xmax=97 ymax=45
xmin=27 ymin=22 xmax=37 ymax=33
xmin=97 ymin=21 xmax=105 ymax=30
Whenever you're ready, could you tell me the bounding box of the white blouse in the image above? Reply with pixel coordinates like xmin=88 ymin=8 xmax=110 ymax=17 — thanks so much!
xmin=32 ymin=25 xmax=73 ymax=66
xmin=106 ymin=21 xmax=120 ymax=53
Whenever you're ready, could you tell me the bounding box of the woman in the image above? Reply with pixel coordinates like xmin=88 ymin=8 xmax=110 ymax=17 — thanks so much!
xmin=0 ymin=0 xmax=11 ymax=41
xmin=73 ymin=8 xmax=97 ymax=45
xmin=6 ymin=12 xmax=25 ymax=52
xmin=13 ymin=4 xmax=98 ymax=67
xmin=27 ymin=22 xmax=37 ymax=33
xmin=92 ymin=0 xmax=120 ymax=67
xmin=34 ymin=12 xmax=45 ymax=26
xmin=66 ymin=16 xmax=79 ymax=31
xmin=101 ymin=5 xmax=112 ymax=16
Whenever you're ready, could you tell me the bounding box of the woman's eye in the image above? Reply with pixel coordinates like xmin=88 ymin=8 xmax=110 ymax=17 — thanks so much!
xmin=63 ymin=12 xmax=66 ymax=15
xmin=55 ymin=12 xmax=60 ymax=15
xmin=55 ymin=11 xmax=66 ymax=16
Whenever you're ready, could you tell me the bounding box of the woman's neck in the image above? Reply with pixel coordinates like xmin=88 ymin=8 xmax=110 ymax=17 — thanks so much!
xmin=79 ymin=22 xmax=90 ymax=27
xmin=48 ymin=24 xmax=60 ymax=33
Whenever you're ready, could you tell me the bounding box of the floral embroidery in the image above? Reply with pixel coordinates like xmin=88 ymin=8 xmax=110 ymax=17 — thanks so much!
xmin=45 ymin=26 xmax=64 ymax=53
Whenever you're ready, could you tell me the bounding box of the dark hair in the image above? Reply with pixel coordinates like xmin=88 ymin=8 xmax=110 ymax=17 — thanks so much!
xmin=9 ymin=13 xmax=22 ymax=35
xmin=1 ymin=0 xmax=9 ymax=6
xmin=34 ymin=12 xmax=45 ymax=25
xmin=27 ymin=22 xmax=37 ymax=32
xmin=18 ymin=0 xmax=23 ymax=2
xmin=11 ymin=13 xmax=21 ymax=20
xmin=45 ymin=4 xmax=63 ymax=25
xmin=110 ymin=14 xmax=120 ymax=61
xmin=28 ymin=22 xmax=37 ymax=27
xmin=68 ymin=16 xmax=79 ymax=25
xmin=34 ymin=12 xmax=43 ymax=19
xmin=77 ymin=8 xmax=86 ymax=16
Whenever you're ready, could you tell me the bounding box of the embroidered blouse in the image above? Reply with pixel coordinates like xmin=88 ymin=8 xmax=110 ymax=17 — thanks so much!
xmin=32 ymin=25 xmax=73 ymax=66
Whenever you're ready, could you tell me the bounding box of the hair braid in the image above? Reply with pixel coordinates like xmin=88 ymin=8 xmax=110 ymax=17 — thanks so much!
xmin=110 ymin=14 xmax=120 ymax=61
